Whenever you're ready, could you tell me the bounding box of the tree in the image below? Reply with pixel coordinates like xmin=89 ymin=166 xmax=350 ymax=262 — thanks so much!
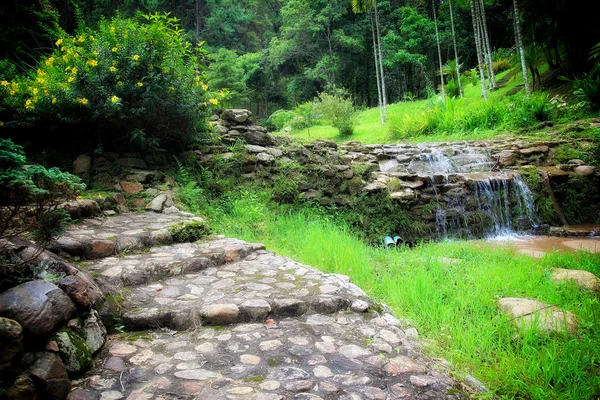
xmin=351 ymin=0 xmax=386 ymax=124
xmin=447 ymin=0 xmax=463 ymax=97
xmin=470 ymin=0 xmax=487 ymax=99
xmin=512 ymin=0 xmax=530 ymax=96
xmin=431 ymin=0 xmax=445 ymax=99
xmin=205 ymin=48 xmax=248 ymax=107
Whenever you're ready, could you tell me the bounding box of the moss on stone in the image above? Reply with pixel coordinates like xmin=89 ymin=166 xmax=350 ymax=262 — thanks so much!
xmin=52 ymin=327 xmax=93 ymax=376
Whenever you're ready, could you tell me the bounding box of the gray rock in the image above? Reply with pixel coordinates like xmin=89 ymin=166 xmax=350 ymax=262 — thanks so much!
xmin=350 ymin=300 xmax=369 ymax=312
xmin=30 ymin=352 xmax=71 ymax=399
xmin=221 ymin=109 xmax=252 ymax=124
xmin=272 ymin=298 xmax=308 ymax=317
xmin=58 ymin=273 xmax=104 ymax=310
xmin=311 ymin=296 xmax=349 ymax=314
xmin=162 ymin=206 xmax=180 ymax=214
xmin=245 ymin=144 xmax=267 ymax=153
xmin=574 ymin=165 xmax=596 ymax=176
xmin=498 ymin=297 xmax=578 ymax=333
xmin=146 ymin=194 xmax=167 ymax=212
xmin=0 ymin=280 xmax=76 ymax=337
xmin=240 ymin=299 xmax=271 ymax=321
xmin=257 ymin=153 xmax=275 ymax=163
xmin=73 ymin=155 xmax=92 ymax=174
xmin=83 ymin=310 xmax=106 ymax=353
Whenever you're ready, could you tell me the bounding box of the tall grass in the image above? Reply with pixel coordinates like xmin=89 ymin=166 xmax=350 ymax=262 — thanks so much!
xmin=389 ymin=93 xmax=552 ymax=139
xmin=204 ymin=193 xmax=600 ymax=399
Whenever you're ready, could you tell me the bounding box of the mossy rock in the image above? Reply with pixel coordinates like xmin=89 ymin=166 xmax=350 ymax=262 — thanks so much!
xmin=169 ymin=220 xmax=211 ymax=243
xmin=52 ymin=327 xmax=93 ymax=376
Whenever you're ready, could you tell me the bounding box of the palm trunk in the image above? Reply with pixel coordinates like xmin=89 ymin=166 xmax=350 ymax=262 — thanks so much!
xmin=478 ymin=0 xmax=496 ymax=89
xmin=475 ymin=0 xmax=492 ymax=91
xmin=432 ymin=2 xmax=445 ymax=99
xmin=370 ymin=11 xmax=385 ymax=124
xmin=470 ymin=0 xmax=488 ymax=99
xmin=513 ymin=0 xmax=531 ymax=96
xmin=448 ymin=0 xmax=463 ymax=97
xmin=373 ymin=1 xmax=387 ymax=119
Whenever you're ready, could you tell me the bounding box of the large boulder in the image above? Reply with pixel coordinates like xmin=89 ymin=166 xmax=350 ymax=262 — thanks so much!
xmin=0 ymin=280 xmax=76 ymax=338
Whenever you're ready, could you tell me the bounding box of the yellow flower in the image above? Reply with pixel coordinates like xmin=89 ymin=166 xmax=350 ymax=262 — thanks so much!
xmin=55 ymin=38 xmax=63 ymax=46
xmin=71 ymin=67 xmax=77 ymax=74
xmin=37 ymin=77 xmax=45 ymax=84
xmin=132 ymin=55 xmax=140 ymax=61
xmin=109 ymin=66 xmax=117 ymax=72
xmin=78 ymin=98 xmax=88 ymax=105
xmin=62 ymin=55 xmax=68 ymax=61
xmin=0 ymin=121 xmax=4 ymax=127
xmin=117 ymin=81 xmax=123 ymax=86
xmin=9 ymin=90 xmax=16 ymax=96
xmin=136 ymin=81 xmax=143 ymax=87
xmin=90 ymin=35 xmax=95 ymax=41
xmin=93 ymin=51 xmax=98 ymax=55
xmin=52 ymin=97 xmax=57 ymax=104
xmin=209 ymin=98 xmax=218 ymax=105
xmin=45 ymin=57 xmax=54 ymax=66
xmin=68 ymin=77 xmax=75 ymax=83
xmin=87 ymin=60 xmax=98 ymax=67
xmin=112 ymin=47 xmax=118 ymax=53
xmin=201 ymin=83 xmax=208 ymax=91
xmin=78 ymin=35 xmax=85 ymax=42
xmin=32 ymin=88 xmax=39 ymax=95
xmin=219 ymin=91 xmax=225 ymax=98
xmin=25 ymin=99 xmax=34 ymax=110
xmin=37 ymin=69 xmax=46 ymax=75
xmin=110 ymin=26 xmax=116 ymax=33
xmin=44 ymin=89 xmax=49 ymax=96
xmin=110 ymin=95 xmax=119 ymax=103
xmin=1 ymin=81 xmax=8 ymax=86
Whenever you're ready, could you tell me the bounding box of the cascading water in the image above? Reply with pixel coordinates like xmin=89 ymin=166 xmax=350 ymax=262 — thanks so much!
xmin=380 ymin=143 xmax=539 ymax=239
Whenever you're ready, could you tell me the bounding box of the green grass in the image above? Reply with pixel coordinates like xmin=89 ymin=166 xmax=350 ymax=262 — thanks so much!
xmin=284 ymin=68 xmax=524 ymax=144
xmin=206 ymin=193 xmax=600 ymax=399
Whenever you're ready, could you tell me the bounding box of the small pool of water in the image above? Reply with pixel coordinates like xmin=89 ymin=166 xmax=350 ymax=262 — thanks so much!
xmin=487 ymin=233 xmax=600 ymax=257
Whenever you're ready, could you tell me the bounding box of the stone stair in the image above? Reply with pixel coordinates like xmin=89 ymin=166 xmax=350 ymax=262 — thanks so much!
xmin=62 ymin=213 xmax=482 ymax=399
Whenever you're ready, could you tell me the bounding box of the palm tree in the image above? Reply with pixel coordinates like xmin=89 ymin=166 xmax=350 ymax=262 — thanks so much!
xmin=512 ymin=0 xmax=531 ymax=96
xmin=478 ymin=0 xmax=496 ymax=89
xmin=525 ymin=45 xmax=545 ymax=90
xmin=448 ymin=0 xmax=463 ymax=97
xmin=352 ymin=0 xmax=386 ymax=123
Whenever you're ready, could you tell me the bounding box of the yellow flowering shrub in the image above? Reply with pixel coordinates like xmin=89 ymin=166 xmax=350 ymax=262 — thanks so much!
xmin=0 ymin=13 xmax=218 ymax=152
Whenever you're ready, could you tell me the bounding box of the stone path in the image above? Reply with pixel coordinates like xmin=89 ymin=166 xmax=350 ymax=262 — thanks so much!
xmin=65 ymin=213 xmax=477 ymax=400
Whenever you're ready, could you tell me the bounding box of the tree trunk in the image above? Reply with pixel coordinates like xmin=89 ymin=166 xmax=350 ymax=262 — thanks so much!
xmin=370 ymin=11 xmax=385 ymax=124
xmin=373 ymin=1 xmax=387 ymax=119
xmin=470 ymin=0 xmax=488 ymax=99
xmin=432 ymin=2 xmax=445 ymax=99
xmin=448 ymin=0 xmax=463 ymax=97
xmin=478 ymin=0 xmax=496 ymax=89
xmin=513 ymin=0 xmax=531 ymax=96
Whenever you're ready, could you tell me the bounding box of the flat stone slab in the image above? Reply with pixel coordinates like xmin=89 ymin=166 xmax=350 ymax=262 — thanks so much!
xmin=71 ymin=311 xmax=465 ymax=399
xmin=551 ymin=268 xmax=599 ymax=291
xmin=51 ymin=213 xmax=205 ymax=259
xmin=118 ymin=247 xmax=373 ymax=330
xmin=498 ymin=297 xmax=577 ymax=334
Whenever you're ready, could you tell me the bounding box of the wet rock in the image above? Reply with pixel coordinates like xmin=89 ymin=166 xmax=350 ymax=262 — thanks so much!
xmin=67 ymin=389 xmax=96 ymax=400
xmin=58 ymin=274 xmax=103 ymax=310
xmin=384 ymin=356 xmax=427 ymax=375
xmin=0 ymin=280 xmax=76 ymax=338
xmin=498 ymin=297 xmax=578 ymax=333
xmin=30 ymin=352 xmax=71 ymax=399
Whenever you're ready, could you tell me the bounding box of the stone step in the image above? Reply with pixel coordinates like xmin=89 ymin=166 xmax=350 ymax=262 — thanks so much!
xmin=83 ymin=238 xmax=265 ymax=289
xmin=119 ymin=249 xmax=373 ymax=331
xmin=49 ymin=213 xmax=207 ymax=260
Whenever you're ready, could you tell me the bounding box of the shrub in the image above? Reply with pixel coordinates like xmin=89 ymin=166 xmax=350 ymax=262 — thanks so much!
xmin=313 ymin=86 xmax=357 ymax=136
xmin=1 ymin=138 xmax=84 ymax=287
xmin=493 ymin=58 xmax=513 ymax=74
xmin=0 ymin=13 xmax=219 ymax=152
xmin=267 ymin=109 xmax=297 ymax=131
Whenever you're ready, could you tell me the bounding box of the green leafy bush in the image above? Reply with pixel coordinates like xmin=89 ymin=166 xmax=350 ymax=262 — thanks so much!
xmin=0 ymin=13 xmax=219 ymax=152
xmin=493 ymin=58 xmax=513 ymax=74
xmin=313 ymin=86 xmax=357 ymax=136
xmin=267 ymin=109 xmax=297 ymax=131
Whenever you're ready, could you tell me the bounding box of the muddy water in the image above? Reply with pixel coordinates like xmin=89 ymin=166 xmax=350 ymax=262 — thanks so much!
xmin=488 ymin=234 xmax=600 ymax=258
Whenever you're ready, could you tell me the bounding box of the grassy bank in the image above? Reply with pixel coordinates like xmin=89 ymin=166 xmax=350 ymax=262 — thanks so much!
xmin=199 ymin=193 xmax=600 ymax=399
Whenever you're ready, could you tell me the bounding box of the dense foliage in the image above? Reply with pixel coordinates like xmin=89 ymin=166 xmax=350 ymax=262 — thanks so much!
xmin=0 ymin=13 xmax=220 ymax=153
